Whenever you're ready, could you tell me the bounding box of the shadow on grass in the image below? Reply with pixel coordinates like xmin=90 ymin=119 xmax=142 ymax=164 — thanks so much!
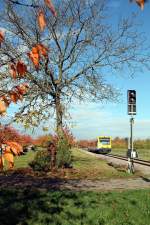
xmin=0 ymin=172 xmax=70 ymax=190
xmin=0 ymin=187 xmax=79 ymax=225
xmin=1 ymin=173 xmax=150 ymax=225
xmin=0 ymin=178 xmax=107 ymax=225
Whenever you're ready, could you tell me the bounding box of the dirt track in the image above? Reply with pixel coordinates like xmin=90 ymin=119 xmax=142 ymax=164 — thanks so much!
xmin=0 ymin=150 xmax=150 ymax=191
xmin=0 ymin=174 xmax=150 ymax=191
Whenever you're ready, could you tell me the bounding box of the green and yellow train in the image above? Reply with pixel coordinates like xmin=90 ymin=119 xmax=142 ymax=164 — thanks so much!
xmin=89 ymin=136 xmax=111 ymax=154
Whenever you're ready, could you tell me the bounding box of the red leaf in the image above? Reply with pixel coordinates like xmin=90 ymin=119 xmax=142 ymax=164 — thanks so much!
xmin=0 ymin=30 xmax=4 ymax=46
xmin=44 ymin=0 xmax=57 ymax=17
xmin=16 ymin=60 xmax=27 ymax=76
xmin=8 ymin=91 xmax=20 ymax=103
xmin=10 ymin=63 xmax=17 ymax=79
xmin=16 ymin=83 xmax=29 ymax=95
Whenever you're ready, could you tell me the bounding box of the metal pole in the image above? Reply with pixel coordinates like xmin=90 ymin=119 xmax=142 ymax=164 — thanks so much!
xmin=130 ymin=117 xmax=134 ymax=153
xmin=128 ymin=117 xmax=134 ymax=173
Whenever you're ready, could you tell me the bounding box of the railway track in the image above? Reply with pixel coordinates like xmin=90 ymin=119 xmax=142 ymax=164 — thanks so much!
xmin=82 ymin=148 xmax=150 ymax=167
xmin=106 ymin=154 xmax=150 ymax=167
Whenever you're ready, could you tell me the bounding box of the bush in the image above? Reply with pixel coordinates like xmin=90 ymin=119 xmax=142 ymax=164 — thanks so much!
xmin=29 ymin=150 xmax=51 ymax=172
xmin=56 ymin=135 xmax=72 ymax=168
xmin=30 ymin=129 xmax=73 ymax=172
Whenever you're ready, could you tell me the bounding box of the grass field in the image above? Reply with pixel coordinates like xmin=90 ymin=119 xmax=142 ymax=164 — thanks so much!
xmin=3 ymin=150 xmax=36 ymax=170
xmin=14 ymin=151 xmax=36 ymax=168
xmin=1 ymin=148 xmax=150 ymax=225
xmin=70 ymin=148 xmax=134 ymax=179
xmin=0 ymin=188 xmax=150 ymax=225
xmin=4 ymin=148 xmax=137 ymax=179
xmin=112 ymin=148 xmax=150 ymax=160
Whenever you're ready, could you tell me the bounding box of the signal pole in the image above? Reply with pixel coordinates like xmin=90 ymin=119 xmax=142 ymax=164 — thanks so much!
xmin=127 ymin=90 xmax=136 ymax=173
xmin=128 ymin=117 xmax=134 ymax=173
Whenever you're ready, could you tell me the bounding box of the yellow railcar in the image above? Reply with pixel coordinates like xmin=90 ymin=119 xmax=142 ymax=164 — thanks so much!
xmin=97 ymin=136 xmax=111 ymax=153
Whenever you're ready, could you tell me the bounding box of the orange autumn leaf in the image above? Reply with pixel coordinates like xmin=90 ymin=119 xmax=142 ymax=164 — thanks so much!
xmin=8 ymin=91 xmax=20 ymax=103
xmin=27 ymin=44 xmax=48 ymax=68
xmin=0 ymin=100 xmax=7 ymax=115
xmin=0 ymin=157 xmax=4 ymax=170
xmin=130 ymin=0 xmax=148 ymax=10
xmin=0 ymin=96 xmax=11 ymax=107
xmin=16 ymin=60 xmax=27 ymax=76
xmin=0 ymin=30 xmax=4 ymax=46
xmin=16 ymin=83 xmax=29 ymax=95
xmin=13 ymin=93 xmax=23 ymax=101
xmin=38 ymin=9 xmax=46 ymax=31
xmin=44 ymin=0 xmax=57 ymax=17
xmin=15 ymin=86 xmax=26 ymax=95
xmin=3 ymin=152 xmax=14 ymax=169
xmin=3 ymin=152 xmax=14 ymax=162
xmin=4 ymin=145 xmax=13 ymax=154
xmin=27 ymin=52 xmax=39 ymax=68
xmin=10 ymin=63 xmax=17 ymax=79
xmin=37 ymin=43 xmax=48 ymax=58
xmin=27 ymin=46 xmax=40 ymax=69
xmin=32 ymin=46 xmax=40 ymax=54
xmin=5 ymin=141 xmax=23 ymax=155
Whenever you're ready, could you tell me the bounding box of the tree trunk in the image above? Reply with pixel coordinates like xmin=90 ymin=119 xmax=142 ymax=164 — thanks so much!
xmin=55 ymin=93 xmax=63 ymax=136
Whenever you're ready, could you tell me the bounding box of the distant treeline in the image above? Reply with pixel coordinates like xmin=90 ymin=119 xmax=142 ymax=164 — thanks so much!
xmin=77 ymin=137 xmax=150 ymax=149
xmin=113 ymin=137 xmax=150 ymax=149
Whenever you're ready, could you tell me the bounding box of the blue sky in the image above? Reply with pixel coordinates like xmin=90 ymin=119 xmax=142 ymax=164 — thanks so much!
xmin=69 ymin=0 xmax=150 ymax=140
xmin=2 ymin=0 xmax=150 ymax=140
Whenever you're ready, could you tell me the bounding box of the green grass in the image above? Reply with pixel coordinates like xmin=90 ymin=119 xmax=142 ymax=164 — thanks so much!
xmin=3 ymin=148 xmax=136 ymax=179
xmin=4 ymin=150 xmax=36 ymax=170
xmin=0 ymin=188 xmax=150 ymax=225
xmin=112 ymin=148 xmax=150 ymax=160
xmin=69 ymin=148 xmax=134 ymax=179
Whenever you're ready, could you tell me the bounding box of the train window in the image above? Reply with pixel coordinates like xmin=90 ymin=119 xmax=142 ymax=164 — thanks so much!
xmin=99 ymin=138 xmax=110 ymax=145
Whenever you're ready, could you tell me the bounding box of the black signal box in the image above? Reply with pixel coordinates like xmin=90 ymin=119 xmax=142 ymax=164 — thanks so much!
xmin=127 ymin=90 xmax=136 ymax=115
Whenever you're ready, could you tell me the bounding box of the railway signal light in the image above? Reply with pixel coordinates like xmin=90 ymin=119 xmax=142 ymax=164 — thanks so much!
xmin=127 ymin=90 xmax=136 ymax=115
xmin=128 ymin=90 xmax=136 ymax=104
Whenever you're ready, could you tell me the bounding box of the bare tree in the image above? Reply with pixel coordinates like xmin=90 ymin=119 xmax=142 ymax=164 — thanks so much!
xmin=0 ymin=0 xmax=149 ymax=134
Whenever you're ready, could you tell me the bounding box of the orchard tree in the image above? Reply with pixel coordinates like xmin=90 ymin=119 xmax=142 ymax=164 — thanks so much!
xmin=0 ymin=0 xmax=150 ymax=135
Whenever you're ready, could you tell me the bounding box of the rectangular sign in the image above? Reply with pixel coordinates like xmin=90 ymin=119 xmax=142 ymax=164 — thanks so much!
xmin=127 ymin=90 xmax=136 ymax=115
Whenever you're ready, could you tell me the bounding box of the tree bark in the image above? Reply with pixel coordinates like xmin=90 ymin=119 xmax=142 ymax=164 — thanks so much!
xmin=55 ymin=93 xmax=63 ymax=136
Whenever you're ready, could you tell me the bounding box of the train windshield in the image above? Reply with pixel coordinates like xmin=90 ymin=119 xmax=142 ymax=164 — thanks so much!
xmin=99 ymin=138 xmax=110 ymax=145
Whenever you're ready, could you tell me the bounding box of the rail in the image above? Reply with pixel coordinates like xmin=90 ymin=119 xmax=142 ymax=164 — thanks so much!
xmin=107 ymin=154 xmax=150 ymax=167
xmin=81 ymin=148 xmax=150 ymax=167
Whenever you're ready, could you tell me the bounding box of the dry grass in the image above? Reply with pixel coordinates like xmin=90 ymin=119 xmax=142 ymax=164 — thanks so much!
xmin=62 ymin=148 xmax=133 ymax=179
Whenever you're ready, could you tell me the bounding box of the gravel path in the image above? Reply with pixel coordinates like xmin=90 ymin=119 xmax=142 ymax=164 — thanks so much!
xmin=0 ymin=174 xmax=150 ymax=191
xmin=0 ymin=150 xmax=150 ymax=191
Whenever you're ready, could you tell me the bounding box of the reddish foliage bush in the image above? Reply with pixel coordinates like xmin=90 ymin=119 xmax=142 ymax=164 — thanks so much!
xmin=33 ymin=135 xmax=52 ymax=147
xmin=0 ymin=125 xmax=34 ymax=145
